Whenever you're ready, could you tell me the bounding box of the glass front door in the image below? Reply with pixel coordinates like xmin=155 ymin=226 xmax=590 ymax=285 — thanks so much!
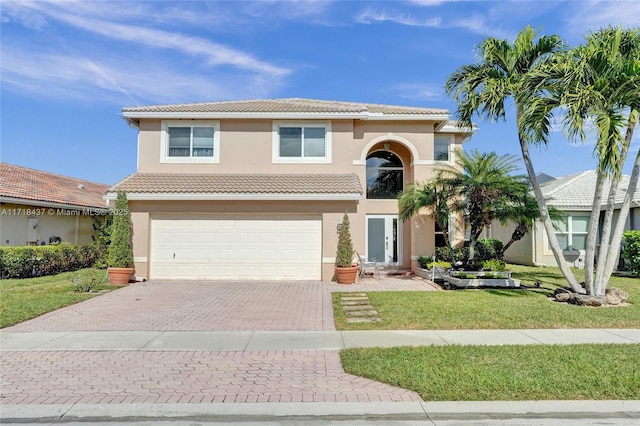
xmin=366 ymin=215 xmax=400 ymax=265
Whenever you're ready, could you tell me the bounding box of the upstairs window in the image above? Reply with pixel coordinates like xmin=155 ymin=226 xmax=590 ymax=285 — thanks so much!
xmin=273 ymin=121 xmax=331 ymax=163
xmin=434 ymin=136 xmax=450 ymax=161
xmin=161 ymin=120 xmax=220 ymax=163
xmin=366 ymin=151 xmax=404 ymax=199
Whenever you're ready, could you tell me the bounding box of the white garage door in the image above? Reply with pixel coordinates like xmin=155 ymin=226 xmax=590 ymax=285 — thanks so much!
xmin=150 ymin=215 xmax=322 ymax=280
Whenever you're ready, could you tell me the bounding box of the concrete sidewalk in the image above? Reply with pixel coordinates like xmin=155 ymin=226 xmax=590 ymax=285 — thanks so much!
xmin=2 ymin=400 xmax=639 ymax=425
xmin=2 ymin=328 xmax=638 ymax=351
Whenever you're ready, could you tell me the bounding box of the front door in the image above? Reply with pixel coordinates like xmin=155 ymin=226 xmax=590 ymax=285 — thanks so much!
xmin=366 ymin=215 xmax=401 ymax=265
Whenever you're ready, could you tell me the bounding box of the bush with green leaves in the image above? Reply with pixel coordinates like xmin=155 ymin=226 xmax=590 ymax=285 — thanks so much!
xmin=479 ymin=259 xmax=507 ymax=271
xmin=336 ymin=213 xmax=354 ymax=267
xmin=107 ymin=191 xmax=133 ymax=268
xmin=621 ymin=231 xmax=640 ymax=277
xmin=417 ymin=255 xmax=435 ymax=268
xmin=475 ymin=238 xmax=504 ymax=262
xmin=72 ymin=268 xmax=107 ymax=292
xmin=0 ymin=243 xmax=101 ymax=279
xmin=435 ymin=246 xmax=467 ymax=263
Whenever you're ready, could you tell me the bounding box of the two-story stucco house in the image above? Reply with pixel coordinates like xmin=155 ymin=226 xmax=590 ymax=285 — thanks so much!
xmin=106 ymin=98 xmax=472 ymax=281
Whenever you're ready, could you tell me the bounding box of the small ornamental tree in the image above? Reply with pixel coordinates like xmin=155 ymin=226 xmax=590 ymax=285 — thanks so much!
xmin=336 ymin=213 xmax=354 ymax=267
xmin=107 ymin=191 xmax=133 ymax=268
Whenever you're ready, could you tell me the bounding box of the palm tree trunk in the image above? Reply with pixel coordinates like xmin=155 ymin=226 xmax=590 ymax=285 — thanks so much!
xmin=500 ymin=222 xmax=529 ymax=258
xmin=602 ymin=116 xmax=639 ymax=287
xmin=583 ymin=172 xmax=605 ymax=295
xmin=517 ymin=130 xmax=582 ymax=291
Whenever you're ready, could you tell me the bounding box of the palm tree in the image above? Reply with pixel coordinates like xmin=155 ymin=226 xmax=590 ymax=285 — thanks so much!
xmin=525 ymin=26 xmax=640 ymax=296
xmin=565 ymin=27 xmax=640 ymax=295
xmin=398 ymin=181 xmax=456 ymax=264
xmin=436 ymin=149 xmax=529 ymax=265
xmin=445 ymin=26 xmax=583 ymax=291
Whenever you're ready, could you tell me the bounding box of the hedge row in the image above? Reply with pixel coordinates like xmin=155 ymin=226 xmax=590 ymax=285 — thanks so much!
xmin=0 ymin=243 xmax=104 ymax=279
xmin=622 ymin=230 xmax=640 ymax=277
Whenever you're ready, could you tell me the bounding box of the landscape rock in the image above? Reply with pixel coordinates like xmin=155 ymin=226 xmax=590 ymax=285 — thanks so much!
xmin=570 ymin=294 xmax=606 ymax=307
xmin=605 ymin=287 xmax=629 ymax=305
xmin=554 ymin=292 xmax=572 ymax=302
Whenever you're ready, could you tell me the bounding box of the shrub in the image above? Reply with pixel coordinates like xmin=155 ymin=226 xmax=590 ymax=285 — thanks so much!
xmin=107 ymin=191 xmax=133 ymax=268
xmin=479 ymin=259 xmax=507 ymax=271
xmin=336 ymin=213 xmax=354 ymax=267
xmin=417 ymin=255 xmax=435 ymax=269
xmin=475 ymin=238 xmax=504 ymax=262
xmin=0 ymin=244 xmax=101 ymax=279
xmin=435 ymin=246 xmax=468 ymax=263
xmin=621 ymin=231 xmax=640 ymax=277
xmin=72 ymin=268 xmax=107 ymax=292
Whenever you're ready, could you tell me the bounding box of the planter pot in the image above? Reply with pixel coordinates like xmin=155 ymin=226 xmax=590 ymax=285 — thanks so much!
xmin=107 ymin=267 xmax=134 ymax=286
xmin=335 ymin=265 xmax=359 ymax=284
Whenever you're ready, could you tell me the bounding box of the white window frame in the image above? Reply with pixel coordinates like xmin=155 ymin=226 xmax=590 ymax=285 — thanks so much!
xmin=545 ymin=214 xmax=590 ymax=253
xmin=272 ymin=120 xmax=332 ymax=164
xmin=161 ymin=120 xmax=220 ymax=163
xmin=434 ymin=135 xmax=453 ymax=162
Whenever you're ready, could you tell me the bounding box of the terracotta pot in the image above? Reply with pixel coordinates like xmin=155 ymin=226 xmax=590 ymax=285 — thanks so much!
xmin=335 ymin=265 xmax=359 ymax=284
xmin=107 ymin=267 xmax=134 ymax=286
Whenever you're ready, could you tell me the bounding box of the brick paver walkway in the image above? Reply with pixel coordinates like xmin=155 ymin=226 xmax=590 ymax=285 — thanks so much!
xmin=5 ymin=281 xmax=330 ymax=332
xmin=1 ymin=277 xmax=435 ymax=407
xmin=0 ymin=350 xmax=420 ymax=404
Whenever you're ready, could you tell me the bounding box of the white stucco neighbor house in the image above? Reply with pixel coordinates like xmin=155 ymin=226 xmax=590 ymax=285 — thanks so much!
xmin=491 ymin=170 xmax=640 ymax=269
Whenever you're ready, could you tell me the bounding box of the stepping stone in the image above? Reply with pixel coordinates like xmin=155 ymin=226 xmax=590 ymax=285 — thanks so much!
xmin=342 ymin=304 xmax=375 ymax=311
xmin=343 ymin=293 xmax=367 ymax=297
xmin=346 ymin=317 xmax=383 ymax=323
xmin=341 ymin=297 xmax=369 ymax=302
xmin=341 ymin=300 xmax=372 ymax=306
xmin=345 ymin=310 xmax=379 ymax=317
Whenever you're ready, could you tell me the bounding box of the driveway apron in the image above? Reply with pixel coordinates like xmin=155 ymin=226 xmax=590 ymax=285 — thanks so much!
xmin=1 ymin=280 xmax=422 ymax=405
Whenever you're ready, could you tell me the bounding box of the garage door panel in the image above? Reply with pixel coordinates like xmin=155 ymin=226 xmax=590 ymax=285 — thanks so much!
xmin=150 ymin=215 xmax=321 ymax=280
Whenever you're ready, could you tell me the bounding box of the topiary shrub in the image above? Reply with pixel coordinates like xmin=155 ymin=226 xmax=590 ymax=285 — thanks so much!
xmin=336 ymin=212 xmax=354 ymax=267
xmin=107 ymin=191 xmax=133 ymax=268
xmin=621 ymin=230 xmax=640 ymax=277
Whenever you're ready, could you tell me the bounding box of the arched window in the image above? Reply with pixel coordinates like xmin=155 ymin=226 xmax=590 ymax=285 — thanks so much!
xmin=366 ymin=151 xmax=404 ymax=199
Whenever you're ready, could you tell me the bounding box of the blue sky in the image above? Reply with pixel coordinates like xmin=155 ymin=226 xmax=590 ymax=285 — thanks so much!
xmin=1 ymin=0 xmax=639 ymax=185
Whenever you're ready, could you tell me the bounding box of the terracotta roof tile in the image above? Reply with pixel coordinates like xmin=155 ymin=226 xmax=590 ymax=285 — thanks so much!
xmin=122 ymin=98 xmax=449 ymax=116
xmin=0 ymin=163 xmax=110 ymax=208
xmin=108 ymin=173 xmax=363 ymax=196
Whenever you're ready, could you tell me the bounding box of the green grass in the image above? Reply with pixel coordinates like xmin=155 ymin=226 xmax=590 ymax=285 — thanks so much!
xmin=0 ymin=268 xmax=115 ymax=328
xmin=341 ymin=344 xmax=640 ymax=401
xmin=334 ymin=265 xmax=640 ymax=330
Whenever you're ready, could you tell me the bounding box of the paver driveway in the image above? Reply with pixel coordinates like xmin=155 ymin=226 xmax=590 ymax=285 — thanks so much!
xmin=1 ymin=280 xmax=423 ymax=405
xmin=5 ymin=280 xmax=334 ymax=332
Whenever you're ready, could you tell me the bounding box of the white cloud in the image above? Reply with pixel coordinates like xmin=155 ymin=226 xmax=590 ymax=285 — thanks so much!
xmin=393 ymin=83 xmax=445 ymax=101
xmin=566 ymin=0 xmax=640 ymax=35
xmin=356 ymin=8 xmax=441 ymax=27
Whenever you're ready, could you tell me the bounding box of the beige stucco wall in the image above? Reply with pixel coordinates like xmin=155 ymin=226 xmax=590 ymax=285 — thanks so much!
xmin=0 ymin=202 xmax=98 ymax=246
xmin=131 ymin=117 xmax=470 ymax=280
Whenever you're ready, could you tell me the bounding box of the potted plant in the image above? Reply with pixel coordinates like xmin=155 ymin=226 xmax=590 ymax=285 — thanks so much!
xmin=335 ymin=212 xmax=358 ymax=284
xmin=107 ymin=191 xmax=134 ymax=285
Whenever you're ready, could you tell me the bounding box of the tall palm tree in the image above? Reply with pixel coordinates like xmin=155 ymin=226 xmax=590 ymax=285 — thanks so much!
xmin=572 ymin=27 xmax=640 ymax=294
xmin=445 ymin=26 xmax=583 ymax=291
xmin=525 ymin=26 xmax=640 ymax=296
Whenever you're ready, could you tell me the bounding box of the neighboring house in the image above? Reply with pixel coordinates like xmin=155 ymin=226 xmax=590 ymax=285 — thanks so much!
xmin=107 ymin=98 xmax=472 ymax=281
xmin=491 ymin=170 xmax=640 ymax=268
xmin=0 ymin=163 xmax=110 ymax=246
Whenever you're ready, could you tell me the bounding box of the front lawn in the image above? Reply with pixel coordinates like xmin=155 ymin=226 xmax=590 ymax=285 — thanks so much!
xmin=341 ymin=344 xmax=640 ymax=401
xmin=0 ymin=268 xmax=114 ymax=328
xmin=334 ymin=265 xmax=640 ymax=330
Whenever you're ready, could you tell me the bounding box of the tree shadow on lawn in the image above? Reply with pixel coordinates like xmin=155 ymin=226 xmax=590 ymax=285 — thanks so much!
xmin=484 ymin=288 xmax=551 ymax=298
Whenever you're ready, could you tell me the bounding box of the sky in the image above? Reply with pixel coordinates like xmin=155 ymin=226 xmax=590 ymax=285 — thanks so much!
xmin=1 ymin=0 xmax=639 ymax=186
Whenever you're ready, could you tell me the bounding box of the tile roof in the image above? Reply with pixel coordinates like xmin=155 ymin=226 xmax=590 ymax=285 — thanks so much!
xmin=108 ymin=173 xmax=363 ymax=196
xmin=0 ymin=163 xmax=109 ymax=208
xmin=541 ymin=170 xmax=640 ymax=209
xmin=122 ymin=98 xmax=449 ymax=116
